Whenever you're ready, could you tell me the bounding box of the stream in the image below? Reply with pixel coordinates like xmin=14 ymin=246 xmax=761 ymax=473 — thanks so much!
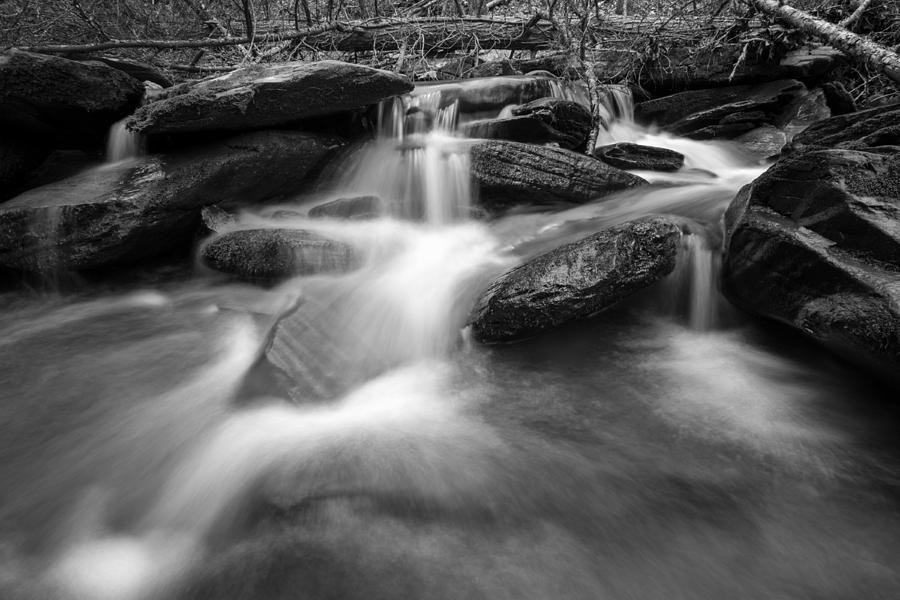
xmin=1 ymin=78 xmax=899 ymax=600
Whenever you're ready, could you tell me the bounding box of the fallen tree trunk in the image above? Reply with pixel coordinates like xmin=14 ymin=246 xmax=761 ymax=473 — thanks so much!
xmin=16 ymin=15 xmax=751 ymax=55
xmin=749 ymin=0 xmax=900 ymax=86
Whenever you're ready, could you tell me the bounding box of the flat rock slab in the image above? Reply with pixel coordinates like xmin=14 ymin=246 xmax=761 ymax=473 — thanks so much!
xmin=634 ymin=79 xmax=806 ymax=139
xmin=202 ymin=228 xmax=360 ymax=283
xmin=470 ymin=216 xmax=682 ymax=343
xmin=127 ymin=60 xmax=413 ymax=136
xmin=469 ymin=140 xmax=646 ymax=212
xmin=722 ymin=147 xmax=900 ymax=382
xmin=791 ymin=102 xmax=900 ymax=152
xmin=593 ymin=143 xmax=685 ymax=171
xmin=0 ymin=131 xmax=342 ymax=272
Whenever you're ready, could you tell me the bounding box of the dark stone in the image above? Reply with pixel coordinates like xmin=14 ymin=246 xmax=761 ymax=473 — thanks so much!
xmin=777 ymin=88 xmax=831 ymax=140
xmin=202 ymin=228 xmax=360 ymax=282
xmin=80 ymin=56 xmax=174 ymax=88
xmin=734 ymin=126 xmax=788 ymax=161
xmin=414 ymin=74 xmax=561 ymax=113
xmin=722 ymin=147 xmax=900 ymax=383
xmin=463 ymin=98 xmax=591 ymax=149
xmin=821 ymin=81 xmax=857 ymax=115
xmin=0 ymin=135 xmax=52 ymax=197
xmin=127 ymin=60 xmax=413 ymax=136
xmin=0 ymin=131 xmax=343 ymax=272
xmin=593 ymin=143 xmax=685 ymax=171
xmin=469 ymin=140 xmax=647 ymax=212
xmin=791 ymin=102 xmax=900 ymax=152
xmin=469 ymin=59 xmax=521 ymax=78
xmin=470 ymin=216 xmax=682 ymax=343
xmin=0 ymin=50 xmax=144 ymax=150
xmin=634 ymin=79 xmax=806 ymax=139
xmin=308 ymin=196 xmax=383 ymax=219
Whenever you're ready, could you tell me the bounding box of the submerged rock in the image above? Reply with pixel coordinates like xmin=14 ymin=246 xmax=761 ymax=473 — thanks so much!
xmin=202 ymin=228 xmax=360 ymax=282
xmin=722 ymin=147 xmax=900 ymax=382
xmin=470 ymin=216 xmax=682 ymax=343
xmin=469 ymin=140 xmax=646 ymax=212
xmin=308 ymin=195 xmax=383 ymax=220
xmin=127 ymin=60 xmax=413 ymax=136
xmin=0 ymin=131 xmax=342 ymax=272
xmin=593 ymin=143 xmax=685 ymax=171
xmin=735 ymin=126 xmax=788 ymax=161
xmin=634 ymin=79 xmax=806 ymax=139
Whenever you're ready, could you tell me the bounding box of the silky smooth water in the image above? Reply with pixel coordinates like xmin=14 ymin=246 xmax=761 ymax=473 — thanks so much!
xmin=1 ymin=80 xmax=899 ymax=600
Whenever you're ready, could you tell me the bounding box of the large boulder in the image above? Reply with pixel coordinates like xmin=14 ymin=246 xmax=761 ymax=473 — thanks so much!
xmin=0 ymin=136 xmax=52 ymax=197
xmin=0 ymin=131 xmax=342 ymax=272
xmin=0 ymin=50 xmax=144 ymax=150
xmin=462 ymin=97 xmax=591 ymax=150
xmin=413 ymin=74 xmax=561 ymax=114
xmin=127 ymin=60 xmax=413 ymax=136
xmin=722 ymin=147 xmax=900 ymax=382
xmin=790 ymin=102 xmax=900 ymax=152
xmin=202 ymin=228 xmax=360 ymax=282
xmin=470 ymin=216 xmax=682 ymax=343
xmin=469 ymin=140 xmax=646 ymax=212
xmin=634 ymin=79 xmax=806 ymax=139
xmin=593 ymin=143 xmax=685 ymax=171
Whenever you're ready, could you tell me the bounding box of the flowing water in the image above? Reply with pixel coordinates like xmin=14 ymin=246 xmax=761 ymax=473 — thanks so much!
xmin=2 ymin=77 xmax=900 ymax=600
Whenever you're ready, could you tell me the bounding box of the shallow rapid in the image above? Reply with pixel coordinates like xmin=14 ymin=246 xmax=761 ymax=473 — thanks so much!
xmin=1 ymin=77 xmax=899 ymax=600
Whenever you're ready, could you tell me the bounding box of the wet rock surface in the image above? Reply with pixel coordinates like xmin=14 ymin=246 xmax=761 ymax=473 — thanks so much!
xmin=790 ymin=102 xmax=900 ymax=152
xmin=634 ymin=79 xmax=806 ymax=139
xmin=127 ymin=60 xmax=413 ymax=136
xmin=470 ymin=216 xmax=682 ymax=342
xmin=0 ymin=131 xmax=342 ymax=272
xmin=593 ymin=143 xmax=685 ymax=171
xmin=202 ymin=228 xmax=360 ymax=282
xmin=722 ymin=142 xmax=900 ymax=381
xmin=308 ymin=196 xmax=384 ymax=220
xmin=469 ymin=140 xmax=646 ymax=211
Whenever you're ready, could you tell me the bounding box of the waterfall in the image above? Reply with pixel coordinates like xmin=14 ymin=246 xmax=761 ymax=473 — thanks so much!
xmin=106 ymin=119 xmax=141 ymax=163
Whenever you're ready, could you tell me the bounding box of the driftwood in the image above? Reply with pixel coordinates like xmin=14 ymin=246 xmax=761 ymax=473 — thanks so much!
xmin=16 ymin=15 xmax=750 ymax=56
xmin=749 ymin=0 xmax=900 ymax=86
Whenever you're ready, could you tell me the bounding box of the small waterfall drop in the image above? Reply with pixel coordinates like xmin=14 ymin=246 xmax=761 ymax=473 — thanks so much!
xmin=106 ymin=119 xmax=141 ymax=163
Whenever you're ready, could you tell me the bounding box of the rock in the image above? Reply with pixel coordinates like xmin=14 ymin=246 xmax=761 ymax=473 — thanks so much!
xmin=593 ymin=143 xmax=685 ymax=171
xmin=469 ymin=140 xmax=647 ymax=212
xmin=722 ymin=147 xmax=900 ymax=382
xmin=462 ymin=98 xmax=591 ymax=150
xmin=0 ymin=135 xmax=51 ymax=197
xmin=308 ymin=196 xmax=383 ymax=219
xmin=777 ymin=88 xmax=831 ymax=141
xmin=821 ymin=82 xmax=856 ymax=116
xmin=470 ymin=216 xmax=682 ymax=343
xmin=202 ymin=228 xmax=360 ymax=282
xmin=415 ymin=74 xmax=561 ymax=114
xmin=634 ymin=79 xmax=806 ymax=139
xmin=201 ymin=205 xmax=238 ymax=233
xmin=469 ymin=59 xmax=521 ymax=78
xmin=734 ymin=126 xmax=788 ymax=161
xmin=0 ymin=50 xmax=144 ymax=150
xmin=127 ymin=60 xmax=413 ymax=136
xmin=0 ymin=131 xmax=342 ymax=272
xmin=791 ymin=102 xmax=900 ymax=152
xmin=81 ymin=56 xmax=173 ymax=88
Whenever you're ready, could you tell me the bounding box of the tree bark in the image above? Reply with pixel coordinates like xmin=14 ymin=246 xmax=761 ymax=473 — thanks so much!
xmin=749 ymin=0 xmax=900 ymax=85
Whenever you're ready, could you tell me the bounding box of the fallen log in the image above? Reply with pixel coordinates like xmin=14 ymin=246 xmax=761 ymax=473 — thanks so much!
xmin=749 ymin=0 xmax=900 ymax=86
xmin=16 ymin=15 xmax=750 ymax=56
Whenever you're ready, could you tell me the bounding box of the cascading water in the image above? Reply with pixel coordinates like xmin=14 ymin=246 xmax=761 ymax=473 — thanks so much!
xmin=106 ymin=119 xmax=142 ymax=163
xmin=3 ymin=74 xmax=900 ymax=600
